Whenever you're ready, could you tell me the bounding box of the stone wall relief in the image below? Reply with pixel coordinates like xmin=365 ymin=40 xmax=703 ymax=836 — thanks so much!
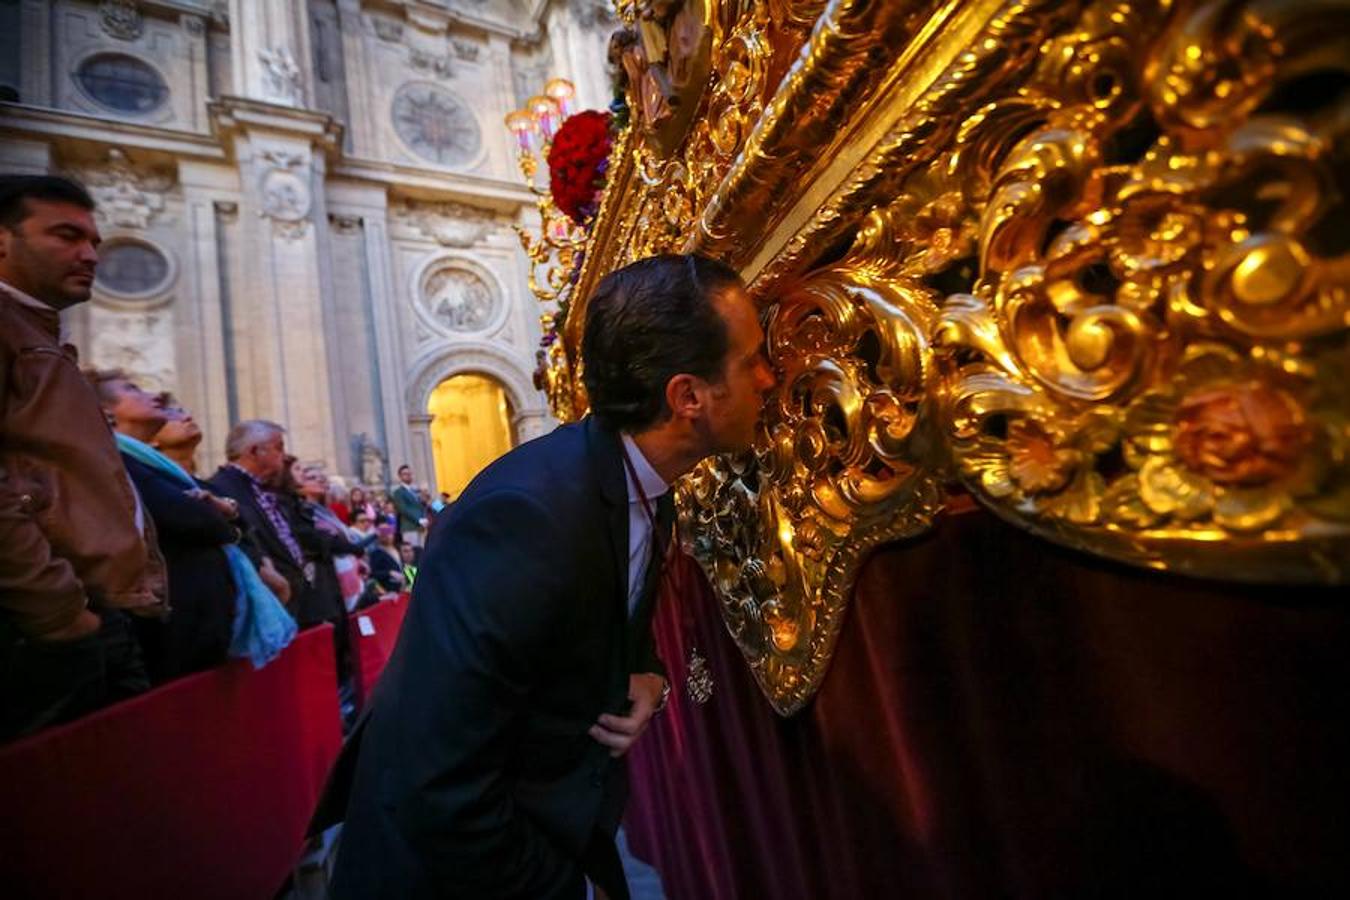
xmin=414 ymin=255 xmax=504 ymax=336
xmin=88 ymin=302 xmax=177 ymax=394
xmin=389 ymin=82 xmax=485 ymax=169
xmin=72 ymin=148 xmax=174 ymax=231
xmin=256 ymin=148 xmax=312 ymax=241
xmin=259 ymin=46 xmax=304 ymax=106
xmin=389 ymin=198 xmax=499 ymax=248
xmin=99 ymin=0 xmax=143 ymax=41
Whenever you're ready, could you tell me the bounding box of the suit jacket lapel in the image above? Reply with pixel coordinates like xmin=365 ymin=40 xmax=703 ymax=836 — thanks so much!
xmin=228 ymin=468 xmax=289 ymax=568
xmin=585 ymin=417 xmax=630 ymax=614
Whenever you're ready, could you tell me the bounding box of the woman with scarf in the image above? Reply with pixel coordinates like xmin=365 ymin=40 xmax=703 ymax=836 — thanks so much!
xmin=87 ymin=370 xmax=295 ymax=681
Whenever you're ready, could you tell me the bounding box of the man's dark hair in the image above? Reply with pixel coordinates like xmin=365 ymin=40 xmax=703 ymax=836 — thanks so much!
xmin=398 ymin=464 xmax=411 ymax=474
xmin=582 ymin=254 xmax=742 ymax=432
xmin=0 ymin=175 xmax=95 ymax=229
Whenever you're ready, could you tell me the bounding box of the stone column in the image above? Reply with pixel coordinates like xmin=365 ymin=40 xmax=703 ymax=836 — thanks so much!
xmin=407 ymin=413 xmax=436 ymax=493
xmin=514 ymin=410 xmax=553 ymax=443
xmin=176 ymin=161 xmax=237 ymax=472
xmin=227 ymin=0 xmax=314 ymax=108
xmin=211 ymin=99 xmax=344 ymax=468
xmin=359 ymin=206 xmax=415 ymax=473
xmin=335 ymin=0 xmax=377 ymax=158
xmin=18 ymin=0 xmax=52 ymax=107
xmin=180 ymin=13 xmax=212 ymax=133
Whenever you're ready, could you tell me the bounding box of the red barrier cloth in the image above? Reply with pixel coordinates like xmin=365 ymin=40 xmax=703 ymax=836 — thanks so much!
xmin=625 ymin=506 xmax=1350 ymax=899
xmin=0 ymin=624 xmax=342 ymax=900
xmin=348 ymin=594 xmax=410 ymax=709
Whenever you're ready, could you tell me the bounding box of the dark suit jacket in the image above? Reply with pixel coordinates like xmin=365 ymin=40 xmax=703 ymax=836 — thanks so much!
xmin=367 ymin=544 xmax=405 ymax=593
xmin=320 ymin=417 xmax=669 ymax=900
xmin=120 ymin=456 xmax=235 ymax=682
xmin=391 ymin=483 xmax=427 ymax=533
xmin=204 ymin=465 xmax=315 ymax=621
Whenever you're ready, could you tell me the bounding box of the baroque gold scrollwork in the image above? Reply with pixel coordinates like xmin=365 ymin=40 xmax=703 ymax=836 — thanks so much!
xmin=680 ymin=184 xmax=962 ymax=714
xmin=546 ymin=0 xmax=1349 ymax=716
xmin=936 ymin=0 xmax=1350 ymax=581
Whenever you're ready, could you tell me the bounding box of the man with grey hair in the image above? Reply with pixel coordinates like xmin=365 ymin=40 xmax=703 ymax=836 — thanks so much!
xmin=207 ymin=420 xmax=306 ymax=610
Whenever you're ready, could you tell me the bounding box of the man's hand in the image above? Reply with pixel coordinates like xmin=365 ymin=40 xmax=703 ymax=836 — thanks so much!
xmin=588 ymin=673 xmax=666 ymax=758
xmin=259 ymin=557 xmax=292 ymax=605
xmin=38 ymin=608 xmax=101 ymax=642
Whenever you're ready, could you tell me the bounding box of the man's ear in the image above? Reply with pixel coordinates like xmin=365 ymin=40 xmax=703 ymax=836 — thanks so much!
xmin=665 ymin=373 xmax=703 ymax=421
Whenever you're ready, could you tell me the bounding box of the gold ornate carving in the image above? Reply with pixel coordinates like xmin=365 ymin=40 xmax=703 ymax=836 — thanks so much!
xmin=537 ymin=0 xmax=1350 ymax=715
xmin=935 ymin=0 xmax=1350 ymax=581
xmin=680 ymin=190 xmax=952 ymax=714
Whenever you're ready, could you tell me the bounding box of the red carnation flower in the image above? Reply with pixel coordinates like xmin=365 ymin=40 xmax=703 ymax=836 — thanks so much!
xmin=547 ymin=110 xmax=612 ymax=225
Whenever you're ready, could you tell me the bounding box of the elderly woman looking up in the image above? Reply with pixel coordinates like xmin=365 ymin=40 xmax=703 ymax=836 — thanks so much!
xmin=150 ymin=394 xmax=203 ymax=475
xmin=89 ymin=371 xmax=296 ymax=678
xmin=86 ymin=370 xmax=238 ymax=681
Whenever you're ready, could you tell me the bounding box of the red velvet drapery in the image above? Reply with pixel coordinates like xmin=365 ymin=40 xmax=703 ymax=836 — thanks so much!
xmin=0 ymin=625 xmax=342 ymax=900
xmin=626 ymin=505 xmax=1349 ymax=899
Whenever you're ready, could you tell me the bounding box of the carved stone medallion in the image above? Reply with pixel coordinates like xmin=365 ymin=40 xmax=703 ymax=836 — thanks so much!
xmin=420 ymin=264 xmax=498 ymax=333
xmin=391 ymin=83 xmax=481 ymax=167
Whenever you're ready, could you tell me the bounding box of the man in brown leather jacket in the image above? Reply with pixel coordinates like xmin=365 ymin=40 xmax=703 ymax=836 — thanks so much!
xmin=0 ymin=174 xmax=167 ymax=741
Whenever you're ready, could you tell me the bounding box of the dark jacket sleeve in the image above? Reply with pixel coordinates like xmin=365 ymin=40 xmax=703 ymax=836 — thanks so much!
xmin=124 ymin=458 xmax=235 ymax=548
xmin=205 ymin=471 xmax=266 ymax=567
xmin=636 ymin=631 xmax=667 ymax=681
xmin=367 ymin=549 xmax=403 ymax=592
xmin=392 ymin=485 xmax=425 ymax=528
xmin=385 ymin=488 xmax=583 ymax=895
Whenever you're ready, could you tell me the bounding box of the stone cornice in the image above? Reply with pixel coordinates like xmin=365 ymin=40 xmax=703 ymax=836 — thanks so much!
xmin=0 ymin=102 xmax=227 ymax=160
xmin=208 ymin=96 xmax=346 ymax=157
xmin=362 ymin=0 xmax=545 ymax=42
xmin=332 ymin=157 xmax=537 ymax=212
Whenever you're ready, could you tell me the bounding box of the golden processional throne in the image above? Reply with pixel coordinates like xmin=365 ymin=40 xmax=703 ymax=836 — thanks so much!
xmin=513 ymin=1 xmax=1349 ymax=895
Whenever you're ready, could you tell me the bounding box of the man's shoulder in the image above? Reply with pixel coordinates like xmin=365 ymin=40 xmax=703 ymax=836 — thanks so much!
xmin=205 ymin=466 xmax=246 ymax=496
xmin=459 ymin=421 xmax=592 ymax=498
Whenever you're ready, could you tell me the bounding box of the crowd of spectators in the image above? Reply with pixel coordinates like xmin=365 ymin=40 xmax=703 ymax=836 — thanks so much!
xmin=1 ymin=173 xmax=438 ymax=743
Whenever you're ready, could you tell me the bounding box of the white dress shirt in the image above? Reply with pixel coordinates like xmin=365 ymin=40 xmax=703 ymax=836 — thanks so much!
xmin=620 ymin=433 xmax=669 ymax=618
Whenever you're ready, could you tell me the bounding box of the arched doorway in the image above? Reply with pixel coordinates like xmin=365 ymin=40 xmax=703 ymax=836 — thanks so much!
xmin=427 ymin=373 xmax=516 ymax=499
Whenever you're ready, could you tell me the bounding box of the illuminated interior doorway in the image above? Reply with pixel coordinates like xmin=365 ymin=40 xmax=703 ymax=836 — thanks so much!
xmin=427 ymin=373 xmax=516 ymax=499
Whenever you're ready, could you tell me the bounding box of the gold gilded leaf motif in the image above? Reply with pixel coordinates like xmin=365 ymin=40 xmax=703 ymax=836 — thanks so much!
xmin=530 ymin=0 xmax=1350 ymax=715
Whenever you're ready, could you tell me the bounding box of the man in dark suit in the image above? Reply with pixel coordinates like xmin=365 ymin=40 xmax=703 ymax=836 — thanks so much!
xmin=317 ymin=254 xmax=775 ymax=899
xmin=205 ymin=420 xmax=308 ymax=616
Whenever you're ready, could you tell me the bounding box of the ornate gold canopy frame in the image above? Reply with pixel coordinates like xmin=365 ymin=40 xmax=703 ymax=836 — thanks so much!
xmin=530 ymin=0 xmax=1350 ymax=715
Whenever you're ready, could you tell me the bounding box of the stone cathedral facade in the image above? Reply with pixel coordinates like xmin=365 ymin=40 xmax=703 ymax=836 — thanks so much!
xmin=0 ymin=0 xmax=614 ymax=489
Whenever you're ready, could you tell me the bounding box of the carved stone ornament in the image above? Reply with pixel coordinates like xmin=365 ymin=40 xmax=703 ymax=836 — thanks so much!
xmin=89 ymin=308 xmax=174 ymax=394
xmin=452 ymin=40 xmax=480 ymax=62
xmin=100 ymin=0 xmax=143 ymax=41
xmin=183 ymin=15 xmax=206 ymax=37
xmin=359 ymin=435 xmax=388 ymax=488
xmin=373 ymin=16 xmax=405 ymax=42
xmin=391 ymin=198 xmax=494 ymax=247
xmin=410 ymin=48 xmax=453 ymax=80
xmin=329 ymin=214 xmax=362 ymax=236
xmin=420 ymin=263 xmax=498 ymax=333
xmin=258 ymin=160 xmax=311 ymax=241
xmin=544 ymin=0 xmax=1350 ymax=715
xmin=391 ymin=83 xmax=482 ymax=167
xmin=259 ymin=46 xmax=303 ymax=106
xmin=75 ymin=149 xmax=173 ymax=230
